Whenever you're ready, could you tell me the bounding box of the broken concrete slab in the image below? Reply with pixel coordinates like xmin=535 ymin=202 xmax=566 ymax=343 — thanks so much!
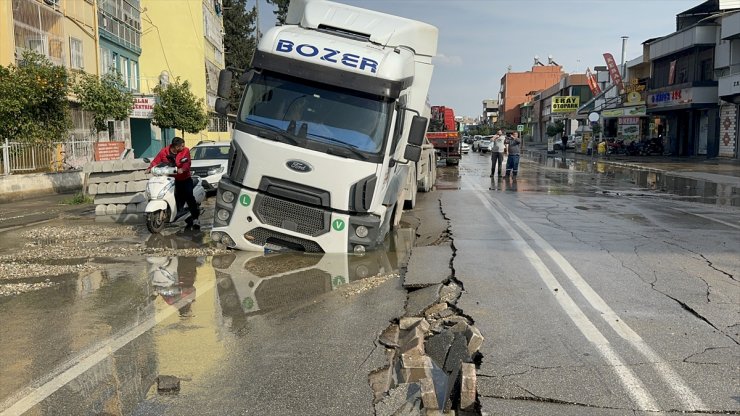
xmin=375 ymin=383 xmax=421 ymax=416
xmin=424 ymin=302 xmax=448 ymax=319
xmin=405 ymin=284 xmax=442 ymax=317
xmin=440 ymin=282 xmax=463 ymax=304
xmin=444 ymin=332 xmax=470 ymax=374
xmin=379 ymin=324 xmax=400 ymax=348
xmin=398 ymin=367 xmax=431 ymax=384
xmin=369 ymin=366 xmax=393 ymax=403
xmin=465 ymin=325 xmax=484 ymax=355
xmin=425 ymin=330 xmax=454 ymax=369
xmin=420 ymin=378 xmax=439 ymax=410
xmin=403 ymin=245 xmax=452 ymax=288
xmin=401 ymin=353 xmax=433 ymax=370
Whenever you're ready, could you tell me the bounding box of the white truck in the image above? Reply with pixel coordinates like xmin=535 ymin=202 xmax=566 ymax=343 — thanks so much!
xmin=211 ymin=0 xmax=437 ymax=254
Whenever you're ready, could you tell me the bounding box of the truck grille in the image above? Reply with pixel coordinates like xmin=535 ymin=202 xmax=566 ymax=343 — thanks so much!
xmin=245 ymin=227 xmax=324 ymax=253
xmin=254 ymin=195 xmax=329 ymax=236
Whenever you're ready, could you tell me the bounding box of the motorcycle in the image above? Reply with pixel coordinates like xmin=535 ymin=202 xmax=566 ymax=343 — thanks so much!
xmin=143 ymin=158 xmax=206 ymax=234
xmin=147 ymin=255 xmax=198 ymax=317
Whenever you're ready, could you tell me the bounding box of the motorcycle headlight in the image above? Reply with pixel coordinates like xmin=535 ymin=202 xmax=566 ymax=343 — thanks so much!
xmin=208 ymin=166 xmax=225 ymax=176
xmin=157 ymin=181 xmax=174 ymax=199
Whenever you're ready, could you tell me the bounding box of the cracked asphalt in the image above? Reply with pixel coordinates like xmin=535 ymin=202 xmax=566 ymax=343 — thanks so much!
xmin=0 ymin=151 xmax=738 ymax=415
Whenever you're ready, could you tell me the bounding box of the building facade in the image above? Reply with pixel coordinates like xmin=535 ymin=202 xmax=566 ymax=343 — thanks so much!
xmin=499 ymin=63 xmax=563 ymax=127
xmin=137 ymin=0 xmax=226 ymax=157
xmin=481 ymin=99 xmax=499 ymax=125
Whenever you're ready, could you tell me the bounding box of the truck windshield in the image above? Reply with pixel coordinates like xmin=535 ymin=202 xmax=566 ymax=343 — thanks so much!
xmin=238 ymin=71 xmax=391 ymax=154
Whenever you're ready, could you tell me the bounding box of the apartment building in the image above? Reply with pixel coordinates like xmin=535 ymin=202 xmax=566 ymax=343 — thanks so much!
xmin=136 ymin=0 xmax=226 ymax=156
xmin=498 ymin=61 xmax=563 ymax=127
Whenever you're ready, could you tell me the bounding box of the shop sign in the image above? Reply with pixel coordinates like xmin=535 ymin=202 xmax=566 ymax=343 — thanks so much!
xmin=551 ymin=96 xmax=580 ymax=113
xmin=94 ymin=141 xmax=125 ymax=161
xmin=603 ymin=53 xmax=625 ymax=94
xmin=618 ymin=117 xmax=640 ymax=125
xmin=602 ymin=108 xmax=625 ymax=118
xmin=131 ymin=96 xmax=156 ymax=119
xmin=647 ymin=89 xmax=692 ymax=109
xmin=601 ymin=106 xmax=646 ymax=118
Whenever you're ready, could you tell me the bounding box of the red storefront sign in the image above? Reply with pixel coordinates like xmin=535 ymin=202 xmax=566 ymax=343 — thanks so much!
xmin=94 ymin=141 xmax=125 ymax=161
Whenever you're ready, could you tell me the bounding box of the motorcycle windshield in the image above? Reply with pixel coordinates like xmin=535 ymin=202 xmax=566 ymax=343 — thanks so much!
xmin=237 ymin=70 xmax=392 ymax=157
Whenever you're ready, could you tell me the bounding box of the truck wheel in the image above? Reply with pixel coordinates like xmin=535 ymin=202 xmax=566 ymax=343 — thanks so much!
xmin=404 ymin=171 xmax=417 ymax=210
xmin=146 ymin=210 xmax=167 ymax=233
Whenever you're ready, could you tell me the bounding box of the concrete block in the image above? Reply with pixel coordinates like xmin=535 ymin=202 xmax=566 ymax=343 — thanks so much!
xmin=405 ymin=284 xmax=442 ymax=317
xmin=400 ymin=336 xmax=425 ymax=358
xmin=420 ymin=378 xmax=439 ymax=410
xmin=137 ymin=202 xmax=147 ymax=212
xmin=92 ymin=162 xmax=103 ymax=173
xmin=111 ymin=161 xmax=123 ymax=171
xmin=115 ymin=182 xmax=127 ymax=193
xmin=443 ymin=316 xmax=470 ymax=327
xmin=379 ymin=324 xmax=400 ymax=348
xmin=126 ymin=203 xmax=138 ymax=213
xmin=102 ymin=161 xmax=114 ymax=172
xmin=82 ymin=162 xmax=92 ymax=173
xmin=95 ymin=204 xmax=107 ymax=216
xmin=401 ymin=353 xmax=432 ymax=370
xmin=399 ymin=367 xmax=430 ymax=384
xmin=134 ymin=170 xmax=147 ymax=181
xmin=105 ymin=204 xmax=117 ymax=215
xmin=460 ymin=363 xmax=477 ymax=410
xmin=465 ymin=326 xmax=484 ymax=355
xmin=87 ymin=183 xmax=98 ymax=195
xmin=93 ymin=192 xmax=146 ymax=205
xmin=94 ymin=213 xmax=145 ymax=224
xmin=106 ymin=182 xmax=117 ymax=194
xmin=88 ymin=171 xmax=138 ymax=184
xmin=126 ymin=180 xmax=147 ymax=193
xmin=131 ymin=160 xmax=149 ymax=170
xmin=115 ymin=204 xmax=126 ymax=214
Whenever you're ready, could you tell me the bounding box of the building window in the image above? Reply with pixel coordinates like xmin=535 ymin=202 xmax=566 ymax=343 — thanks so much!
xmin=208 ymin=113 xmax=229 ymax=132
xmin=70 ymin=38 xmax=83 ymax=69
xmin=119 ymin=56 xmax=129 ymax=88
xmin=131 ymin=61 xmax=139 ymax=91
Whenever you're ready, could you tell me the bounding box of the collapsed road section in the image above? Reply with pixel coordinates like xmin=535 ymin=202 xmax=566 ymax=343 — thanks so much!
xmin=370 ymin=196 xmax=483 ymax=415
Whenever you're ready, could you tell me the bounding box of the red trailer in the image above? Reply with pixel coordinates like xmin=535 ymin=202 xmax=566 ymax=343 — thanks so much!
xmin=427 ymin=106 xmax=460 ymax=166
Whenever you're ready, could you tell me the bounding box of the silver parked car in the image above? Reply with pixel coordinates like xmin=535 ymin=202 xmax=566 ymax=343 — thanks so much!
xmin=190 ymin=140 xmax=230 ymax=194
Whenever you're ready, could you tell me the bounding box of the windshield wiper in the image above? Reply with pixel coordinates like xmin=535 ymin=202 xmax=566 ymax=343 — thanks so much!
xmin=246 ymin=118 xmax=303 ymax=146
xmin=307 ymin=132 xmax=369 ymax=161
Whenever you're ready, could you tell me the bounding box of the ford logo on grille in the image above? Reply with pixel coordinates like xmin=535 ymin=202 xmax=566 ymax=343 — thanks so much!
xmin=286 ymin=160 xmax=312 ymax=173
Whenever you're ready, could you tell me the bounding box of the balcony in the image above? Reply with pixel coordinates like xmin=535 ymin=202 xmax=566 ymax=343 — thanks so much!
xmin=12 ymin=0 xmax=65 ymax=66
xmin=721 ymin=12 xmax=740 ymax=40
xmin=649 ymin=25 xmax=718 ymax=60
xmin=719 ymin=68 xmax=740 ymax=104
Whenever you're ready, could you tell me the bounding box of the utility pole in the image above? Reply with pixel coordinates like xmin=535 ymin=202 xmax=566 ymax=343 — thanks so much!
xmin=620 ymin=36 xmax=628 ymax=77
xmin=255 ymin=0 xmax=261 ymax=45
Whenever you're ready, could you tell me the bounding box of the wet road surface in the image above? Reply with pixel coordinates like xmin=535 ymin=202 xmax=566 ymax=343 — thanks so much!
xmin=0 ymin=151 xmax=738 ymax=415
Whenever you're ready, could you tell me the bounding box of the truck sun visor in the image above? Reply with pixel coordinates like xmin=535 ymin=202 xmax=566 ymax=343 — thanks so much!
xmin=251 ymin=50 xmax=410 ymax=99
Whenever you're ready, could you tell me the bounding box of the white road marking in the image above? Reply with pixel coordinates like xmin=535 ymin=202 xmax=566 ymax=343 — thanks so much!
xmin=0 ymin=278 xmax=216 ymax=416
xmin=466 ymin=178 xmax=707 ymax=411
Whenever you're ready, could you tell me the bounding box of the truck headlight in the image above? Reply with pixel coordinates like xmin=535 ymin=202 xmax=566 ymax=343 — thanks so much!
xmin=222 ymin=190 xmax=235 ymax=204
xmin=217 ymin=209 xmax=230 ymax=221
xmin=353 ymin=245 xmax=366 ymax=254
xmin=355 ymin=225 xmax=369 ymax=238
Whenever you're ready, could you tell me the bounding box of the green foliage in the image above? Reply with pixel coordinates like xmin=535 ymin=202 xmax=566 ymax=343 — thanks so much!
xmin=267 ymin=0 xmax=290 ymax=25
xmin=223 ymin=0 xmax=258 ymax=111
xmin=546 ymin=120 xmax=565 ymax=137
xmin=72 ymin=72 xmax=133 ymax=134
xmin=60 ymin=191 xmax=93 ymax=205
xmin=467 ymin=125 xmax=494 ymax=136
xmin=591 ymin=123 xmax=602 ymax=136
xmin=152 ymin=78 xmax=209 ymax=136
xmin=0 ymin=51 xmax=70 ymax=143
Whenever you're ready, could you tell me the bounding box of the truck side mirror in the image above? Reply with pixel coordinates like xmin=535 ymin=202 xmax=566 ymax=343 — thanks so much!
xmin=238 ymin=69 xmax=256 ymax=85
xmin=404 ymin=144 xmax=421 ymax=162
xmin=217 ymin=69 xmax=232 ymax=99
xmin=215 ymin=97 xmax=230 ymax=115
xmin=408 ymin=116 xmax=428 ymax=146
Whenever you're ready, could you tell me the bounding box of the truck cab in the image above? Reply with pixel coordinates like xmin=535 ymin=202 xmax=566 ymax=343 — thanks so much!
xmin=211 ymin=0 xmax=438 ymax=254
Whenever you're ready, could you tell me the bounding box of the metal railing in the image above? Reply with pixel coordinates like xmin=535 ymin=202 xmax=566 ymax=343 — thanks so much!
xmin=1 ymin=138 xmax=95 ymax=175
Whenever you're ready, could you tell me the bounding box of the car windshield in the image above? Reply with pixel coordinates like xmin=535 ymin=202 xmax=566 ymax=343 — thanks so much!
xmin=191 ymin=146 xmax=230 ymax=160
xmin=238 ymin=71 xmax=392 ymax=155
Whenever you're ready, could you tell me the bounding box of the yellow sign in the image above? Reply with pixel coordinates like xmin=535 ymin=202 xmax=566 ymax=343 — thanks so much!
xmin=551 ymin=96 xmax=580 ymax=113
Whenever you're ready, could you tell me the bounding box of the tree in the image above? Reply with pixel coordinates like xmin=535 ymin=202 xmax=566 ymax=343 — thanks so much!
xmin=152 ymin=78 xmax=209 ymax=137
xmin=223 ymin=0 xmax=258 ymax=111
xmin=72 ymin=72 xmax=133 ymax=136
xmin=591 ymin=123 xmax=602 ymax=137
xmin=546 ymin=120 xmax=565 ymax=138
xmin=266 ymin=0 xmax=290 ymax=25
xmin=0 ymin=51 xmax=70 ymax=143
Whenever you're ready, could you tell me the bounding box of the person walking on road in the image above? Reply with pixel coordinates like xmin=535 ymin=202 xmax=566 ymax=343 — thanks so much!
xmin=503 ymin=131 xmax=521 ymax=178
xmin=561 ymin=134 xmax=569 ymax=154
xmin=490 ymin=129 xmax=506 ymax=177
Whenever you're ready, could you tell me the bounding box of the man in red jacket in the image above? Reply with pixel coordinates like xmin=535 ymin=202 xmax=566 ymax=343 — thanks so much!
xmin=145 ymin=137 xmax=200 ymax=228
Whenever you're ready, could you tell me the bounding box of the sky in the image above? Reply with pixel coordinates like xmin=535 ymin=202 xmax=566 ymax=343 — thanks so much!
xmin=255 ymin=0 xmax=700 ymax=118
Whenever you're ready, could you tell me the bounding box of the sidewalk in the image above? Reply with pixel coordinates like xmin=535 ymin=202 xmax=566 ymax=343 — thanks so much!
xmin=524 ymin=143 xmax=740 ymax=188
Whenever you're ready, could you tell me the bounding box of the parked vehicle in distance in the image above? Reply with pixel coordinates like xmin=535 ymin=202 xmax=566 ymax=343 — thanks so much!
xmin=190 ymin=140 xmax=230 ymax=194
xmin=478 ymin=138 xmax=492 ymax=153
xmin=472 ymin=135 xmax=482 ymax=152
xmin=427 ymin=105 xmax=461 ymax=165
xmin=461 ymin=141 xmax=470 ymax=154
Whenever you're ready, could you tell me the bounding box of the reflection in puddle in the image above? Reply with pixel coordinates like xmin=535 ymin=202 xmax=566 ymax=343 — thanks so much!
xmin=213 ymin=228 xmax=414 ymax=332
xmin=528 ymin=153 xmax=739 ymax=206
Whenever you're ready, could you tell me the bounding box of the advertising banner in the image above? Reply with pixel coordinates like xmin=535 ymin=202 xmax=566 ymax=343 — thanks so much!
xmin=551 ymin=96 xmax=580 ymax=113
xmin=586 ymin=67 xmax=601 ymax=96
xmin=603 ymin=53 xmax=625 ymax=94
